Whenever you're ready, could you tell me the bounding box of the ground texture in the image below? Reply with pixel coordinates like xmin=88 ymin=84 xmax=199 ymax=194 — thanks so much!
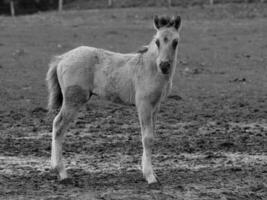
xmin=0 ymin=4 xmax=267 ymax=200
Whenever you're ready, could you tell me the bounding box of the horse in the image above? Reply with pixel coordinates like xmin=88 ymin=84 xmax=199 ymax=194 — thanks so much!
xmin=46 ymin=15 xmax=181 ymax=184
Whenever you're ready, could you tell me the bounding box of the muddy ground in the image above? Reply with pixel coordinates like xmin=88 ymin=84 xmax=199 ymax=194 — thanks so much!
xmin=0 ymin=4 xmax=267 ymax=200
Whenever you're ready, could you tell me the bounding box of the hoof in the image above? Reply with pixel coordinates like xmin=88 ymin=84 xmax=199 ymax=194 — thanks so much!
xmin=58 ymin=170 xmax=68 ymax=180
xmin=59 ymin=177 xmax=73 ymax=185
xmin=50 ymin=168 xmax=58 ymax=174
xmin=50 ymin=166 xmax=68 ymax=181
xmin=148 ymin=181 xmax=162 ymax=190
xmin=145 ymin=172 xmax=161 ymax=185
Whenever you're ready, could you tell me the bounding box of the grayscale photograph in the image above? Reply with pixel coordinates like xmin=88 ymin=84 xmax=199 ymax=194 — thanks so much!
xmin=0 ymin=0 xmax=266 ymax=199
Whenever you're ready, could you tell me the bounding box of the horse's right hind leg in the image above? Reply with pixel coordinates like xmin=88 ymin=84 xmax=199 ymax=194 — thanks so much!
xmin=51 ymin=85 xmax=89 ymax=180
xmin=51 ymin=105 xmax=77 ymax=180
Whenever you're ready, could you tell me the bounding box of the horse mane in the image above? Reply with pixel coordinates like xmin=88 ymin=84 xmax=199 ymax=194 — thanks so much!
xmin=136 ymin=46 xmax=149 ymax=54
xmin=156 ymin=16 xmax=175 ymax=28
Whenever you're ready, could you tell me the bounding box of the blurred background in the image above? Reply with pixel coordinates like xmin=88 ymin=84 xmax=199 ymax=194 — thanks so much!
xmin=0 ymin=0 xmax=266 ymax=16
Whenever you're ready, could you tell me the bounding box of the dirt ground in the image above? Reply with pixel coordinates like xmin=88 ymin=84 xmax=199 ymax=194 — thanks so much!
xmin=0 ymin=4 xmax=267 ymax=200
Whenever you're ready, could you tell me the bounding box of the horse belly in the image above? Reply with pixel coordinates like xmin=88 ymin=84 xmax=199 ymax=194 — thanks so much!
xmin=107 ymin=80 xmax=135 ymax=105
xmin=93 ymin=70 xmax=135 ymax=105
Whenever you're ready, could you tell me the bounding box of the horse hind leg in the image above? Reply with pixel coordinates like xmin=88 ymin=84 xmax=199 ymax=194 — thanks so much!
xmin=51 ymin=85 xmax=89 ymax=180
xmin=51 ymin=108 xmax=72 ymax=180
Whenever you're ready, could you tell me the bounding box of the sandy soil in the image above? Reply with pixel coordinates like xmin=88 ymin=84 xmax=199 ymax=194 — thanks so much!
xmin=0 ymin=4 xmax=267 ymax=200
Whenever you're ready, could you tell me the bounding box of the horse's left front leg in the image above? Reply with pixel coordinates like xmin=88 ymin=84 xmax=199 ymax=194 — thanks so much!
xmin=136 ymin=98 xmax=158 ymax=184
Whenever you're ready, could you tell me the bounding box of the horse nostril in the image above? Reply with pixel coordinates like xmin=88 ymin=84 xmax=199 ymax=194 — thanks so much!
xmin=160 ymin=62 xmax=171 ymax=74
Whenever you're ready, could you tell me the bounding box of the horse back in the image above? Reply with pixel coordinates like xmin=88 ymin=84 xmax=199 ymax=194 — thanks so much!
xmin=93 ymin=49 xmax=138 ymax=105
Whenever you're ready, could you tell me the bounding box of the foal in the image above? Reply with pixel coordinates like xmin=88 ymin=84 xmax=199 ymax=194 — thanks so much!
xmin=46 ymin=15 xmax=181 ymax=184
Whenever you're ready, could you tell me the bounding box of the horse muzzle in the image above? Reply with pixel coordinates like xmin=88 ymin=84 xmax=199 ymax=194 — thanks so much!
xmin=159 ymin=61 xmax=171 ymax=75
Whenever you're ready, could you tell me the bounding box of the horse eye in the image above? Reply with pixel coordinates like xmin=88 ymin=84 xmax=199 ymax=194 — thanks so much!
xmin=155 ymin=39 xmax=160 ymax=48
xmin=172 ymin=39 xmax=178 ymax=49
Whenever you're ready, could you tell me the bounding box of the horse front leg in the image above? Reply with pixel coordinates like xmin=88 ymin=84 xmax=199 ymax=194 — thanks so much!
xmin=152 ymin=105 xmax=159 ymax=132
xmin=136 ymin=99 xmax=158 ymax=184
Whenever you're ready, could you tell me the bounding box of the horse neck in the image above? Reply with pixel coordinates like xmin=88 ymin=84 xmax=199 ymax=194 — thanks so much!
xmin=141 ymin=41 xmax=158 ymax=73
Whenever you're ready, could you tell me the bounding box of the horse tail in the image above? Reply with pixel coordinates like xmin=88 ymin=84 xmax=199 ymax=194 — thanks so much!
xmin=46 ymin=56 xmax=63 ymax=112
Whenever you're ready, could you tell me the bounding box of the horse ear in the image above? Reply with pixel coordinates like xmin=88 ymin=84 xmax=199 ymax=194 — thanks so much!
xmin=154 ymin=15 xmax=160 ymax=30
xmin=173 ymin=16 xmax=181 ymax=31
